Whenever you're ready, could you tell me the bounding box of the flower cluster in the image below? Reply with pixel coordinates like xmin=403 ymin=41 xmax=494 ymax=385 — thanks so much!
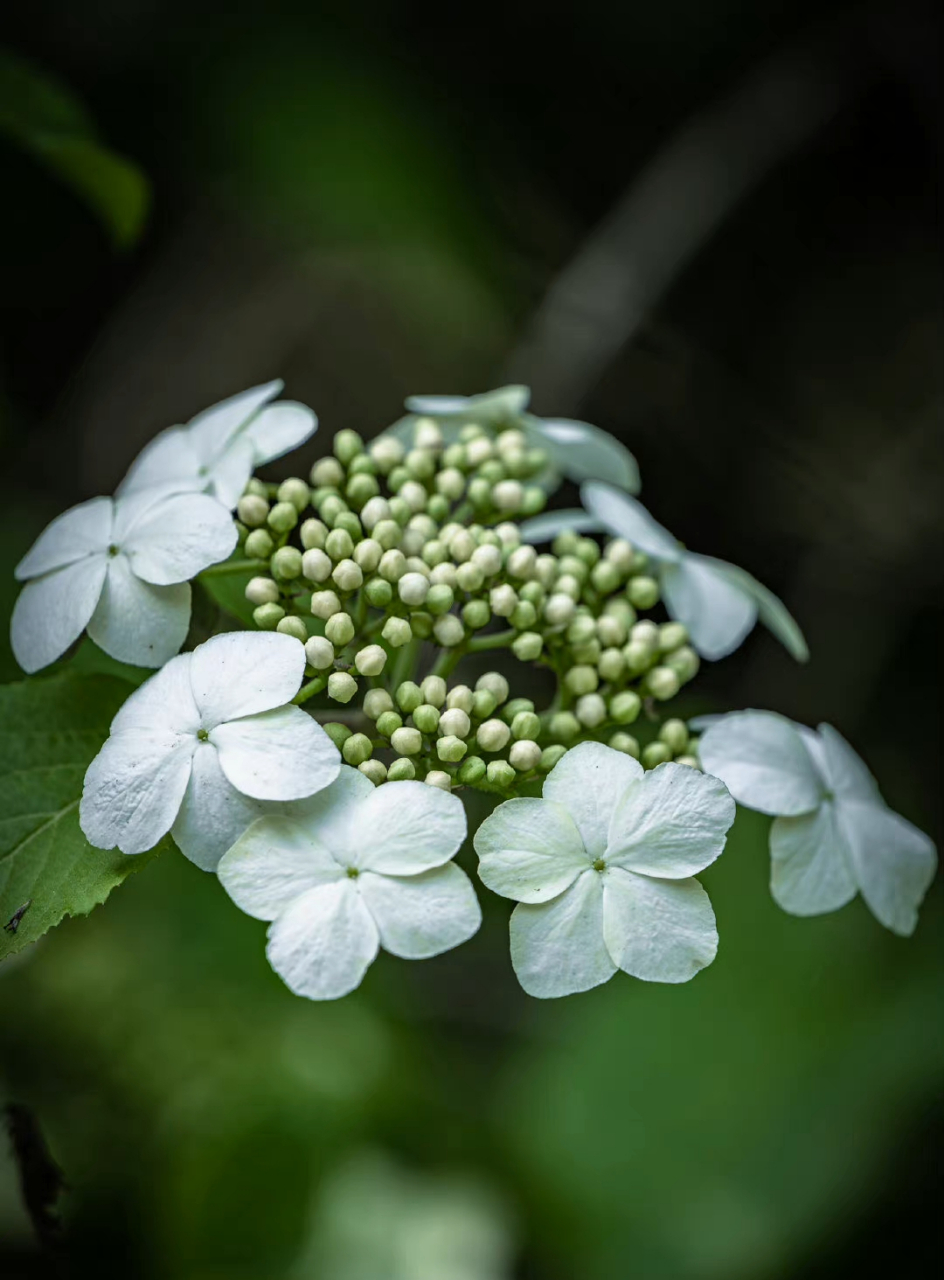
xmin=9 ymin=380 xmax=937 ymax=1001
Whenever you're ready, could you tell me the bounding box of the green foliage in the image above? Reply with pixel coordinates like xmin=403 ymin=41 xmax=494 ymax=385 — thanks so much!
xmin=0 ymin=672 xmax=164 ymax=960
xmin=0 ymin=47 xmax=149 ymax=247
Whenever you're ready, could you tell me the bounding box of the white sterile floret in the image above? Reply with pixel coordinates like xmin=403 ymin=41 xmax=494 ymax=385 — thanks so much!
xmin=79 ymin=632 xmax=341 ymax=869
xmin=697 ymin=710 xmax=938 ymax=935
xmin=119 ymin=381 xmax=318 ymax=510
xmin=11 ymin=489 xmax=237 ymax=673
xmin=217 ymin=768 xmax=481 ymax=1000
xmin=473 ymin=742 xmax=735 ymax=998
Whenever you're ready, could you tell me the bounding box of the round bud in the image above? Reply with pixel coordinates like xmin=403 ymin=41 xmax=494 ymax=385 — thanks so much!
xmin=244 ymin=478 xmax=268 ymax=498
xmin=544 ymin=593 xmax=576 ymax=627
xmin=553 ymin=531 xmax=580 ymax=556
xmin=665 ymin=645 xmax=700 ymax=683
xmin=365 ymin=577 xmax=394 ymax=608
xmin=646 ymin=666 xmax=681 ymax=701
xmin=364 ymin=688 xmax=395 ymax=719
xmin=605 ymin=539 xmax=635 ymax=575
xmin=540 ymin=744 xmax=568 ymax=772
xmin=642 ymin=741 xmax=672 ymax=769
xmin=475 ymin=671 xmax=509 ymax=706
xmin=332 ymin=559 xmax=364 ymax=593
xmin=413 ymin=417 xmax=443 ymax=449
xmin=354 ymin=644 xmax=387 ymax=677
xmin=558 ymin=555 xmax=588 ymax=585
xmin=426 ymin=584 xmax=455 ymax=616
xmin=253 ymin=602 xmax=285 ymax=630
xmin=267 ymin=501 xmax=298 ymax=533
xmin=388 ymin=495 xmax=412 ymax=525
xmin=379 ymin=549 xmax=407 ymax=582
xmin=597 ymin=614 xmax=627 ymax=648
xmin=555 ymin=574 xmax=581 ymax=601
xmin=659 ymin=718 xmax=689 ymax=754
xmin=353 ymin=538 xmax=382 ymax=573
xmin=571 ymin=640 xmax=601 ymax=665
xmin=403 ymin=555 xmax=431 ymax=578
xmin=507 ymin=545 xmax=536 ymax=580
xmin=358 ymin=759 xmax=387 ymax=785
xmin=324 ymin=527 xmax=354 ymax=561
xmin=444 ymin=685 xmax=473 ymax=713
xmin=447 ymin=530 xmax=475 ymax=564
xmin=369 ymin=436 xmax=404 ymax=474
xmin=387 ymin=758 xmax=416 ymax=781
xmin=427 ymin=493 xmax=451 ymax=522
xmin=416 ymin=677 xmax=444 ymax=710
xmin=325 ymin=612 xmax=355 ymax=647
xmin=391 ymin=726 xmax=423 ymax=756
xmin=509 ymin=739 xmax=541 ymax=772
xmin=492 ymin=479 xmax=523 ymax=513
xmin=609 ymin=732 xmax=640 ymax=758
xmin=436 ymin=467 xmax=466 ymax=500
xmin=327 ymin=671 xmax=358 ymax=704
xmin=425 ymin=770 xmax=452 ymax=791
xmin=489 ymin=584 xmax=518 ymax=618
xmin=395 ymin=681 xmax=423 ymax=713
xmin=439 ymin=707 xmax=471 ymax=739
xmin=310 ymin=589 xmax=342 ymax=620
xmin=310 ymin=457 xmax=345 ymax=488
xmin=598 ymin=648 xmax=626 ymax=683
xmin=623 ymin=640 xmax=654 ymax=674
xmin=300 ymin=519 xmax=328 ymax=551
xmin=302 ymin=548 xmax=332 ymax=583
xmin=276 ymin=616 xmax=308 ymax=643
xmin=511 ymin=631 xmax=543 ymax=661
xmin=245 ymin=576 xmax=280 ymax=606
xmin=333 ymin=511 xmax=362 ymax=540
xmin=486 ymin=759 xmax=517 ymax=788
xmin=591 ymin=560 xmax=621 ymax=595
xmin=430 ymin=561 xmax=458 ymax=589
xmin=628 ymin=575 xmax=660 ymax=609
xmin=518 ymin=581 xmax=545 ymax=607
xmin=358 ymin=496 xmax=389 ymax=531
xmin=333 ymin=428 xmax=363 ymax=465
xmin=237 ymin=494 xmax=270 ymax=527
xmin=342 ymin=733 xmax=373 ymax=766
xmin=455 ymin=562 xmax=485 ymax=593
xmin=434 ymin=614 xmax=465 ymax=647
xmin=464 ymin=436 xmax=493 ymax=467
xmin=511 ymin=711 xmax=541 ymax=741
xmin=323 ymin=722 xmax=352 ymax=749
xmin=346 ymin=473 xmax=380 ymax=508
xmin=245 ymin=529 xmax=275 ymax=559
xmin=478 ymin=459 xmax=504 ymax=485
xmin=319 ymin=495 xmax=347 ymax=526
xmin=575 ymin=693 xmax=607 ymax=728
xmin=605 ymin=597 xmax=636 ymax=626
xmin=271 ymin=546 xmax=303 ymax=580
xmin=567 ymin=615 xmax=597 ymax=646
xmin=675 ymin=755 xmax=701 ymax=770
xmin=631 ymin=619 xmax=660 ymax=650
xmin=278 ymin=477 xmax=311 ymax=512
xmin=378 ymin=617 xmax=410 ymax=649
xmin=398 ymin=572 xmax=429 ymax=606
xmin=410 ymin=611 xmax=434 ymax=639
xmin=501 ymin=699 xmax=534 ymax=725
xmin=304 ymin=636 xmax=334 ymax=670
xmin=412 ymin=704 xmax=441 ymax=735
xmin=477 ymin=719 xmax=511 ymax=752
xmin=574 ymin=537 xmax=600 ymax=566
xmin=470 ymin=544 xmax=502 ymax=577
xmin=437 ymin=735 xmax=467 ymax=763
xmin=565 ymin=665 xmax=598 ymax=696
xmin=457 ymin=755 xmax=487 ymax=785
xmin=659 ymin=622 xmax=689 ymax=653
xmin=609 ymin=691 xmax=642 ymax=725
xmin=372 ymin=519 xmax=401 ymax=551
xmin=376 ymin=711 xmax=403 ymax=739
xmin=510 ymin=601 xmax=537 ymax=630
xmin=422 ymin=539 xmax=448 ymax=567
xmin=398 ymin=480 xmax=428 ymax=514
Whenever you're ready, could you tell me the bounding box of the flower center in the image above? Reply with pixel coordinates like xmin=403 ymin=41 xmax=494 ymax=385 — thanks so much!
xmin=107 ymin=544 xmax=120 ymax=557
xmin=346 ymin=866 xmax=360 ymax=879
xmin=592 ymin=858 xmax=606 ymax=873
xmin=197 ymin=728 xmax=210 ymax=742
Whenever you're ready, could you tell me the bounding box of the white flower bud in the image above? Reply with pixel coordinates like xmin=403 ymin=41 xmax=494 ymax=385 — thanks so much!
xmin=605 ymin=538 xmax=635 ymax=575
xmin=277 ymin=616 xmax=308 ymax=642
xmin=509 ymin=739 xmax=541 ymax=772
xmin=436 ymin=468 xmax=466 ymax=500
xmin=382 ymin=616 xmax=413 ymax=647
xmin=446 ymin=684 xmax=474 ymax=712
xmin=465 ymin=436 xmax=493 ymax=467
xmin=302 ymin=548 xmax=333 ymax=583
xmin=373 ymin=519 xmax=402 ymax=550
xmin=555 ymin=574 xmax=581 ymax=601
xmin=413 ymin=417 xmax=443 ymax=449
xmin=631 ymin=620 xmax=660 ymax=650
xmin=455 ymin=561 xmax=484 ymax=592
xmin=439 ymin=707 xmax=471 ymax=739
xmin=398 ymin=480 xmax=428 ymax=513
xmin=575 ymin=693 xmax=607 ymax=728
xmin=378 ymin=549 xmax=407 ymax=582
xmin=476 ymin=718 xmax=511 ymax=752
xmin=300 ymin=518 xmax=328 ymax=549
xmin=475 ymin=671 xmax=509 ymax=705
xmin=404 ymin=556 xmax=432 ymax=578
xmin=354 ymin=644 xmax=387 ymax=677
xmin=433 ymin=614 xmax=465 ymax=647
xmin=304 ymin=635 xmax=335 ymax=670
xmin=353 ymin=538 xmax=382 ymax=572
xmin=278 ymin=477 xmax=311 ymax=511
xmin=507 ymin=545 xmax=537 ymax=579
xmin=430 ymin=561 xmax=458 ymax=588
xmin=420 ymin=675 xmax=447 ymax=708
xmin=310 ymin=457 xmax=345 ymax=487
xmin=492 ymin=480 xmax=524 ymax=512
xmin=400 ymin=526 xmax=426 ymax=556
xmin=597 ymin=614 xmax=627 ymax=647
xmin=495 ymin=521 xmax=521 ymax=547
xmin=359 ymin=759 xmax=388 ymax=785
xmin=364 ymin=688 xmax=395 ymax=719
xmin=489 ymin=584 xmax=518 ymax=617
xmin=425 ymin=770 xmax=452 ymax=791
xmin=325 ymin=612 xmax=355 ymax=647
xmin=360 ymin=496 xmax=392 ymax=530
xmin=311 ymin=590 xmax=342 ymax=619
xmin=544 ymin=593 xmax=576 ymax=626
xmin=534 ymin=554 xmax=558 ymax=586
xmin=369 ymin=436 xmax=405 ymax=473
xmin=327 ymin=672 xmax=358 ymax=704
xmin=237 ymin=494 xmax=270 ymax=527
xmin=446 ymin=530 xmax=474 ymax=565
xmin=470 ymin=544 xmax=501 ymax=576
xmin=332 ymin=559 xmax=364 ymax=592
xmin=496 ymin=428 xmax=527 ymax=454
xmin=398 ymin=572 xmax=430 ymax=606
xmin=391 ymin=727 xmax=423 ymax=756
xmin=245 ymin=576 xmax=280 ymax=606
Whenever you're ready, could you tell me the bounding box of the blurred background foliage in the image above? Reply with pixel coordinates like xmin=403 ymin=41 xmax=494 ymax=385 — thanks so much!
xmin=0 ymin=1 xmax=941 ymax=1276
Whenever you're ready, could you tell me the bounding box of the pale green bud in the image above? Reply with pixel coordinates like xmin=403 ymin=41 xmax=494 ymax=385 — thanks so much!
xmin=598 ymin=648 xmax=626 ymax=683
xmin=510 ymin=600 xmax=537 ymax=630
xmin=534 ymin=554 xmax=558 ymax=586
xmin=271 ymin=546 xmax=303 ymax=580
xmin=496 ymin=427 xmax=527 ymax=455
xmin=422 ymin=539 xmax=449 ymax=567
xmin=434 ymin=614 xmax=465 ymax=647
xmin=643 ymin=741 xmax=672 ymax=768
xmin=435 ymin=467 xmax=466 ymax=500
xmin=631 ymin=619 xmax=661 ymax=650
xmin=328 ymin=671 xmax=358 ymax=704
xmin=415 ymin=676 xmax=444 ymax=708
xmin=490 ymin=584 xmax=518 ymax=617
xmin=591 ymin=560 xmax=621 ymax=595
xmin=398 ymin=571 xmax=429 ymax=606
xmin=511 ymin=710 xmax=541 ymax=740
xmin=304 ymin=635 xmax=334 ymax=670
xmin=509 ymin=739 xmax=541 ymax=771
xmin=333 ymin=510 xmax=362 ymax=541
xmin=458 ymin=755 xmax=486 ymax=784
xmin=477 ymin=718 xmax=511 ymax=752
xmin=567 ymin=615 xmax=597 ymax=645
xmin=558 ymin=555 xmax=589 ymax=584
xmin=245 ymin=576 xmax=280 ymax=606
xmin=628 ymin=575 xmax=660 ymax=609
xmin=245 ymin=529 xmax=274 ymax=559
xmin=486 ymin=759 xmax=516 ymax=788
xmin=476 ymin=671 xmax=509 ymax=705
xmin=465 ymin=436 xmax=493 ymax=467
xmin=353 ymin=538 xmax=382 ymax=573
xmin=396 ymin=681 xmax=424 ymax=713
xmin=388 ymin=495 xmax=412 ymax=525
xmin=658 ymin=622 xmax=689 ymax=653
xmin=376 ymin=711 xmax=403 ymax=738
xmin=325 ymin=612 xmax=355 ymax=647
xmin=646 ymin=666 xmax=681 ymax=701
xmin=319 ymin=495 xmax=347 ymax=526
xmin=426 ymin=584 xmax=455 ymax=615
xmin=399 ymin=480 xmax=428 ymax=513
xmin=574 ymin=537 xmax=600 ymax=566
xmin=425 ymin=770 xmax=453 ymax=791
xmin=357 ymin=496 xmax=388 ymax=531
xmin=379 ymin=549 xmax=407 ymax=582
xmin=448 ymin=529 xmax=476 ymax=563
xmin=511 ymin=630 xmax=543 ymax=661
xmin=565 ymin=665 xmax=598 ymax=696
xmin=244 ymin=478 xmax=268 ymax=498
xmin=267 ymin=501 xmax=298 ymax=533
xmin=675 ymin=755 xmax=701 ymax=770
xmin=553 ymin=531 xmax=580 ymax=556
xmin=371 ymin=518 xmax=401 ymax=551
xmin=410 ymin=611 xmax=434 ymax=639
xmin=310 ymin=457 xmax=345 ymax=488
xmin=301 ymin=548 xmax=332 ymax=583
xmin=437 ymin=735 xmax=467 ymax=763
xmin=237 ymin=494 xmax=269 ymax=527
xmin=439 ymin=707 xmax=471 ymax=739
xmin=659 ymin=718 xmax=689 ymax=754
xmin=276 ymin=616 xmax=307 ymax=642
xmin=544 ymin=593 xmax=576 ymax=626
xmin=470 ymin=544 xmax=501 ymax=577
xmin=387 ymin=758 xmax=416 ymax=781
xmin=364 ymin=688 xmax=395 ymax=719
xmin=555 ymin=574 xmax=581 ymax=601
xmin=346 ymin=473 xmax=380 ymax=508
xmin=518 ymin=581 xmax=545 ymax=607
xmin=333 ymin=428 xmax=363 ymax=465
xmin=391 ymin=726 xmax=423 ymax=755
xmin=507 ymin=545 xmax=536 ymax=579
xmin=596 ymin=614 xmax=627 ymax=647
xmin=277 ymin=477 xmax=310 ymax=512
xmin=571 ymin=639 xmax=601 ymax=665
xmin=332 ymin=559 xmax=363 ymax=593
xmin=665 ymin=644 xmax=700 ymax=682
xmin=605 ymin=597 xmax=636 ymax=626
xmin=413 ymin=417 xmax=443 ymax=449
xmin=540 ymin=744 xmax=567 ymax=772
xmin=441 ymin=443 xmax=467 ymax=471
xmin=324 ymin=527 xmax=354 ymax=561
xmin=299 ymin=518 xmax=327 ymax=550
xmin=342 ymin=733 xmax=373 ymax=766
xmin=354 ymin=644 xmax=387 ymax=677
xmin=446 ymin=684 xmax=474 ymax=713
xmin=502 ymin=698 xmax=535 ymax=723
xmin=381 ymin=616 xmax=412 ymax=647
xmin=623 ymin=640 xmax=654 ymax=673
xmin=253 ymin=602 xmax=285 ymax=630
xmin=310 ymin=589 xmax=342 ymax=620
xmin=412 ymin=704 xmax=441 ymax=734
xmin=575 ymin=693 xmax=607 ymax=728
xmin=388 ymin=464 xmax=410 ymax=492
xmin=604 ymin=538 xmax=635 ymax=575
xmin=609 ymin=691 xmax=642 ymax=725
xmin=369 ymin=436 xmax=404 ymax=474
xmin=323 ymin=722 xmax=352 ymax=749
xmin=471 ymin=689 xmax=497 ymax=720
xmin=364 ymin=578 xmax=394 ymax=608
xmin=492 ymin=479 xmax=524 ymax=512
xmin=609 ymin=732 xmax=640 ymax=758
xmin=456 ymin=561 xmax=485 ymax=592
xmin=358 ymin=759 xmax=387 ymax=785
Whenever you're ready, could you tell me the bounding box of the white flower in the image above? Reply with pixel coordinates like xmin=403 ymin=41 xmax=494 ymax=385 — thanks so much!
xmin=80 ymin=631 xmax=340 ymax=870
xmin=119 ymin=380 xmax=318 ymax=509
xmin=11 ymin=489 xmax=237 ymax=673
xmin=473 ymin=742 xmax=735 ymax=998
xmin=217 ymin=766 xmax=481 ymax=1000
xmin=523 ymin=482 xmax=808 ymax=662
xmin=697 ymin=710 xmax=937 ymax=935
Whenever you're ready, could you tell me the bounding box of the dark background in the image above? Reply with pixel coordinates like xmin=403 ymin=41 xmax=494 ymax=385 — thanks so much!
xmin=1 ymin=2 xmax=941 ymax=1277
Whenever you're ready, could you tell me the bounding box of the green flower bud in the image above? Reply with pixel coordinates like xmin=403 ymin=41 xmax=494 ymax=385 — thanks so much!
xmin=492 ymin=479 xmax=524 ymax=513
xmin=425 ymin=770 xmax=452 ymax=791
xmin=362 ymin=578 xmax=392 ymax=609
xmin=446 ymin=530 xmax=473 ymax=563
xmin=388 ymin=495 xmax=412 ymax=525
xmin=304 ymin=635 xmax=334 ymax=670
xmin=604 ymin=538 xmax=635 ymax=575
xmin=245 ymin=528 xmax=275 ymax=559
xmin=410 ymin=611 xmax=434 ymax=639
xmin=646 ymin=666 xmax=681 ymax=701
xmin=245 ymin=576 xmax=280 ymax=606
xmin=364 ymin=688 xmax=395 ymax=719
xmin=434 ymin=614 xmax=465 ymax=647
xmin=457 ymin=755 xmax=487 ymax=785
xmin=489 ymin=584 xmax=518 ymax=618
xmin=271 ymin=546 xmax=303 ymax=580
xmin=511 ymin=710 xmax=541 ymax=741
xmin=353 ymin=538 xmax=383 ymax=573
xmin=333 ymin=428 xmax=363 ymax=465
xmin=575 ymin=693 xmax=606 ymax=728
xmin=397 ymin=571 xmax=429 ymax=607
xmin=456 ymin=562 xmax=485 ymax=593
xmin=300 ymin=519 xmax=328 ymax=551
xmin=411 ymin=704 xmax=440 ymax=734
xmin=332 ymin=559 xmax=363 ymax=593
xmin=540 ymin=744 xmax=568 ymax=772
xmin=391 ymin=726 xmax=423 ymax=755
xmin=325 ymin=612 xmax=355 ymax=647
xmin=376 ymin=710 xmax=404 ymax=738
xmin=558 ymin=555 xmax=588 ymax=584
xmin=425 ymin=493 xmax=448 ymax=523
xmin=323 ymin=721 xmax=352 ymax=749
xmin=437 ymin=735 xmax=467 ymax=763
xmin=509 ymin=740 xmax=541 ymax=772
xmin=605 ymin=597 xmax=637 ymax=626
xmin=555 ymin=574 xmax=582 ymax=602
xmin=475 ymin=671 xmax=509 ymax=705
xmin=310 ymin=589 xmax=342 ymax=620
xmin=267 ymin=501 xmax=298 ymax=533
xmin=659 ymin=718 xmax=689 ymax=754
xmin=311 ymin=486 xmax=340 ymax=509
xmin=642 ymin=741 xmax=672 ymax=769
xmin=414 ymin=677 xmax=443 ymax=709
xmin=665 ymin=644 xmax=700 ymax=682
xmin=439 ymin=707 xmax=471 ymax=739
xmin=342 ymin=733 xmax=373 ymax=766
xmin=276 ymin=616 xmax=308 ymax=642
xmin=348 ymin=454 xmax=375 ymax=478
xmin=458 ymin=600 xmax=489 ymax=634
xmin=675 ymin=755 xmax=701 ymax=770
xmin=571 ymin=639 xmax=601 ymax=665
xmin=395 ymin=681 xmax=423 ymax=713
xmin=659 ymin=622 xmax=689 ymax=652
xmin=429 ymin=561 xmax=458 ymax=589
xmin=369 ymin=519 xmax=399 ymax=552
xmin=244 ymin=477 xmax=268 ymax=498
xmin=375 ymin=617 xmax=407 ymax=649
xmin=358 ymin=758 xmax=386 ymax=785
xmin=502 ymin=698 xmax=534 ymax=724
xmin=302 ymin=548 xmax=332 ymax=583
xmin=253 ymin=602 xmax=285 ymax=630
xmin=609 ymin=691 xmax=642 ymax=725
xmin=403 ymin=555 xmax=431 ymax=577
xmin=422 ymin=584 xmax=452 ymax=617
xmin=565 ymin=665 xmax=598 ymax=696
xmin=334 ymin=513 xmax=363 ymax=541
xmin=510 ymin=600 xmax=537 ymax=630
xmin=591 ymin=560 xmax=621 ymax=595
xmin=534 ymin=554 xmax=558 ymax=587
xmin=310 ymin=457 xmax=345 ymax=489
xmin=468 ymin=690 xmax=495 ymax=721
xmin=598 ymin=647 xmax=626 ymax=683
xmin=387 ymin=758 xmax=416 ymax=781
xmin=553 ymin=531 xmax=580 ymax=556
xmin=379 ymin=549 xmax=407 ymax=582
xmin=445 ymin=684 xmax=474 ymax=713
xmin=421 ymin=539 xmax=448 ymax=567
xmin=486 ymin=759 xmax=516 ymax=789
xmin=441 ymin=442 xmax=467 ymax=470
xmin=398 ymin=480 xmax=428 ymax=514
xmin=356 ymin=496 xmax=388 ymax=531
xmin=518 ymin=581 xmax=545 ymax=607
xmin=404 ymin=447 xmax=435 ymax=482
xmin=277 ymin=477 xmax=310 ymax=512
xmin=609 ymin=732 xmax=640 ymax=758
xmin=369 ymin=436 xmax=404 ymax=474
xmin=567 ymin=615 xmax=597 ymax=646
xmin=628 ymin=575 xmax=660 ymax=609
xmin=435 ymin=467 xmax=466 ymax=501
xmin=549 ymin=711 xmax=580 ymax=743
xmin=511 ymin=631 xmax=543 ymax=661
xmin=328 ymin=671 xmax=358 ymax=704
xmin=631 ymin=619 xmax=660 ymax=649
xmin=470 ymin=544 xmax=502 ymax=577
xmin=354 ymin=644 xmax=387 ymax=677
xmin=544 ymin=593 xmax=576 ymax=627
xmin=237 ymin=494 xmax=269 ymax=527
xmin=324 ymin=527 xmax=354 ymax=561
xmin=506 ymin=545 xmax=536 ymax=579
xmin=346 ymin=473 xmax=380 ymax=508
xmin=596 ymin=614 xmax=627 ymax=648
xmin=623 ymin=640 xmax=654 ymax=674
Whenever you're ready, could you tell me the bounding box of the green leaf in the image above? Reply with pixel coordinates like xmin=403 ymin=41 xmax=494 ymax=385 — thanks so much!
xmin=0 ymin=47 xmax=149 ymax=247
xmin=0 ymin=672 xmax=165 ymax=960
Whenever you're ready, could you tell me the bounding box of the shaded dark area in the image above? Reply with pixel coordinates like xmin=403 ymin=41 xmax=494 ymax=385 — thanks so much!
xmin=0 ymin=1 xmax=941 ymax=1277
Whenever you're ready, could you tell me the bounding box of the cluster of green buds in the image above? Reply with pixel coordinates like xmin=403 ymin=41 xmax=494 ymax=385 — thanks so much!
xmin=230 ymin=413 xmax=703 ymax=793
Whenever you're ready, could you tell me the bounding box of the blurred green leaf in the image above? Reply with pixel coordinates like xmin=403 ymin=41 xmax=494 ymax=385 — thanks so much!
xmin=0 ymin=671 xmax=163 ymax=959
xmin=0 ymin=47 xmax=149 ymax=247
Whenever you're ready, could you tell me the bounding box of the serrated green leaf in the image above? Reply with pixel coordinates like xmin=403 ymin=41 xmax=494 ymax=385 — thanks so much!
xmin=0 ymin=672 xmax=165 ymax=960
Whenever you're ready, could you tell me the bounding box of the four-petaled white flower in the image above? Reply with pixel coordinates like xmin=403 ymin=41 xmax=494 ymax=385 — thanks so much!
xmin=217 ymin=766 xmax=481 ymax=1000
xmin=474 ymin=742 xmax=735 ymax=998
xmin=119 ymin=380 xmax=318 ymax=509
xmin=12 ymin=488 xmax=237 ymax=673
xmin=697 ymin=711 xmax=937 ymax=935
xmin=80 ymin=631 xmax=340 ymax=870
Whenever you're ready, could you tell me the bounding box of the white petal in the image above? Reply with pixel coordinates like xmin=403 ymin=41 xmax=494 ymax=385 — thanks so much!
xmin=542 ymin=742 xmax=643 ymax=860
xmin=15 ymin=497 xmax=113 ymax=580
xmin=707 ymin=560 xmax=809 ymax=661
xmin=110 ymin=651 xmax=199 ymax=736
xmin=352 ymin=782 xmax=466 ymax=875
xmin=837 ymin=799 xmax=937 ymax=936
xmin=188 ymin=631 xmax=306 ymax=724
xmin=405 ymin=385 xmax=530 ymax=420
xmin=87 ymin=557 xmax=191 ymax=668
xmin=602 ymin=868 xmax=717 ymax=982
xmin=218 ymin=812 xmax=344 ymax=917
xmin=10 ymin=558 xmax=106 ymax=673
xmin=212 ymin=705 xmax=340 ymax=801
xmin=187 ymin=380 xmax=283 ymax=461
xmin=769 ymin=803 xmax=857 ymax=916
xmin=815 ymin=724 xmax=882 ymax=803
xmin=509 ymin=871 xmax=616 ymax=998
xmin=246 ymin=401 xmax=318 ymax=464
xmin=661 ymin=555 xmax=757 ymax=660
xmin=266 ymin=880 xmax=379 ymax=1000
xmin=519 ymin=509 xmax=604 ymax=544
xmin=358 ymin=862 xmax=481 ymax=958
xmin=117 ymin=426 xmax=203 ymax=496
xmin=538 ymin=420 xmax=640 ymax=492
xmin=580 ymin=484 xmax=681 ymax=562
xmin=172 ymin=746 xmax=278 ymax=872
xmin=80 ymin=729 xmax=195 ymax=855
xmin=207 ymin=434 xmax=256 ymax=510
xmin=606 ymin=763 xmax=735 ymax=878
xmin=278 ymin=765 xmax=376 ymax=862
xmin=698 ymin=710 xmax=824 ymax=816
xmin=118 ymin=492 xmax=237 ymax=584
xmin=474 ymin=798 xmax=588 ymax=903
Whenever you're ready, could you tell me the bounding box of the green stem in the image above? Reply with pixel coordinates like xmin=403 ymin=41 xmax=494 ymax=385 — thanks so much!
xmin=466 ymin=628 xmax=516 ymax=653
xmin=200 ymin=558 xmax=268 ymax=578
xmin=293 ymin=675 xmax=328 ymax=705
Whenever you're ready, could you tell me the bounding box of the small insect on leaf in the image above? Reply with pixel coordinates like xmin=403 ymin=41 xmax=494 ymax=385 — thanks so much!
xmin=3 ymin=900 xmax=32 ymax=934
